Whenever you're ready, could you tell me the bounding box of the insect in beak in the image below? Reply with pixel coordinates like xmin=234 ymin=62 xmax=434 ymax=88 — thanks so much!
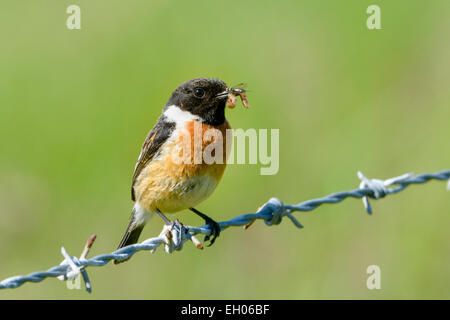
xmin=226 ymin=83 xmax=250 ymax=109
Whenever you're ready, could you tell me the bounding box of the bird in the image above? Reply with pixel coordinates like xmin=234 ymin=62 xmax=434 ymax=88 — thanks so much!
xmin=114 ymin=78 xmax=235 ymax=264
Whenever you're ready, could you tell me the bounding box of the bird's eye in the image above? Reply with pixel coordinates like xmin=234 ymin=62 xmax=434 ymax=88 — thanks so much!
xmin=194 ymin=88 xmax=205 ymax=98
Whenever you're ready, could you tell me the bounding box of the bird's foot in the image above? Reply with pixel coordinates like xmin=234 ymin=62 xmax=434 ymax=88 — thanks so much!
xmin=190 ymin=208 xmax=221 ymax=247
xmin=171 ymin=218 xmax=184 ymax=229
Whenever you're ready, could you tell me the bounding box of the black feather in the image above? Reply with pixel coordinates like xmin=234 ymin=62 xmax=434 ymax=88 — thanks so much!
xmin=131 ymin=116 xmax=175 ymax=201
xmin=113 ymin=213 xmax=145 ymax=265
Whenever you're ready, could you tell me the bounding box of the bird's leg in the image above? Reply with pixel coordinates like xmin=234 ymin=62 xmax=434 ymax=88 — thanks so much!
xmin=155 ymin=208 xmax=172 ymax=225
xmin=189 ymin=208 xmax=221 ymax=246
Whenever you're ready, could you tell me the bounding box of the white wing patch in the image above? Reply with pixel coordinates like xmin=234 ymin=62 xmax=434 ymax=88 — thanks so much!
xmin=163 ymin=105 xmax=203 ymax=127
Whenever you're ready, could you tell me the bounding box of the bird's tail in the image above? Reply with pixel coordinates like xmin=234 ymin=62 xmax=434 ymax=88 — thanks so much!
xmin=113 ymin=207 xmax=148 ymax=264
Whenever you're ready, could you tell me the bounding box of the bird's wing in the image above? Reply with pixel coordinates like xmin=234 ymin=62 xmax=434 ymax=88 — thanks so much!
xmin=131 ymin=117 xmax=176 ymax=201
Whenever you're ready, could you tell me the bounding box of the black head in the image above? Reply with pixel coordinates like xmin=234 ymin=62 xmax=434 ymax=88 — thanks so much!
xmin=165 ymin=78 xmax=228 ymax=126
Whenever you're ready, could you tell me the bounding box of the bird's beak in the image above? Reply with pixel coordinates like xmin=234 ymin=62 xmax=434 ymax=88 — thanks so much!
xmin=215 ymin=90 xmax=229 ymax=99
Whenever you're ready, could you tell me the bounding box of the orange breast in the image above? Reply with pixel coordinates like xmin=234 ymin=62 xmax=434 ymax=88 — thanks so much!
xmin=135 ymin=120 xmax=232 ymax=213
xmin=167 ymin=120 xmax=231 ymax=180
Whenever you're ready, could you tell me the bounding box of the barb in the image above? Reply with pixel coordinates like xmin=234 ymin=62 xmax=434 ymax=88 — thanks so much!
xmin=1 ymin=169 xmax=449 ymax=292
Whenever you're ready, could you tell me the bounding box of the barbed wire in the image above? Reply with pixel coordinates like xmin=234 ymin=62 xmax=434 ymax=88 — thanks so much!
xmin=1 ymin=169 xmax=449 ymax=293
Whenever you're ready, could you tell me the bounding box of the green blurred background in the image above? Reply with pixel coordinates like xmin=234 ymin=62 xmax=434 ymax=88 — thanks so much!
xmin=0 ymin=0 xmax=449 ymax=299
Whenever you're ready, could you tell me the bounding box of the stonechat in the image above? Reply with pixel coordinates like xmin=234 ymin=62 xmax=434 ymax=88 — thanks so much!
xmin=114 ymin=78 xmax=245 ymax=264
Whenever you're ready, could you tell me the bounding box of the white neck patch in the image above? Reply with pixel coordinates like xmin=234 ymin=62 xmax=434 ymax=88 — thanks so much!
xmin=163 ymin=105 xmax=202 ymax=126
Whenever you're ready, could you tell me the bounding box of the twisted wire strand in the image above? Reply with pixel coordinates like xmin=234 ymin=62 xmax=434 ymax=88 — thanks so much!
xmin=1 ymin=169 xmax=448 ymax=292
